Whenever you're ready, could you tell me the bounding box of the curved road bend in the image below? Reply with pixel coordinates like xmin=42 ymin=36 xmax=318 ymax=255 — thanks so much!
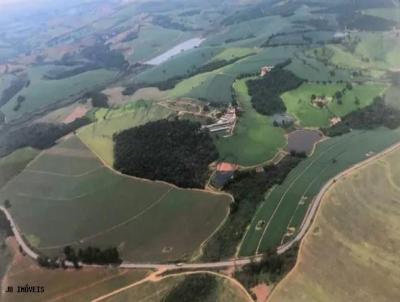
xmin=2 ymin=141 xmax=400 ymax=270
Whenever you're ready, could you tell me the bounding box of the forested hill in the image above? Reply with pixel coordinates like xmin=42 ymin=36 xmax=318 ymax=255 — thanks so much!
xmin=113 ymin=119 xmax=218 ymax=188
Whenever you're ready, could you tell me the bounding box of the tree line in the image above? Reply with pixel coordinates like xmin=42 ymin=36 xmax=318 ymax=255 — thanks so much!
xmin=122 ymin=56 xmax=250 ymax=96
xmin=0 ymin=118 xmax=91 ymax=158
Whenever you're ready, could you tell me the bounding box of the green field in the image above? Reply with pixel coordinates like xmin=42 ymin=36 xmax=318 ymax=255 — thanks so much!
xmin=270 ymin=147 xmax=400 ymax=302
xmin=2 ymin=135 xmax=231 ymax=262
xmin=239 ymin=127 xmax=400 ymax=256
xmin=78 ymin=100 xmax=175 ymax=166
xmin=124 ymin=24 xmax=194 ymax=64
xmin=215 ymin=79 xmax=286 ymax=166
xmin=282 ymin=83 xmax=386 ymax=128
xmin=135 ymin=46 xmax=224 ymax=83
xmin=0 ymin=65 xmax=117 ymax=121
xmin=0 ymin=147 xmax=39 ymax=189
xmin=103 ymin=273 xmax=251 ymax=302
xmin=364 ymin=7 xmax=400 ymax=22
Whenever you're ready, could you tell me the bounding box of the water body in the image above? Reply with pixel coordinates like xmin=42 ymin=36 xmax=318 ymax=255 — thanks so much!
xmin=145 ymin=37 xmax=205 ymax=65
xmin=287 ymin=129 xmax=323 ymax=155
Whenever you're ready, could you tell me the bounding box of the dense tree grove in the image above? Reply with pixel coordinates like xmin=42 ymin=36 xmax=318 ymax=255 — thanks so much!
xmin=63 ymin=245 xmax=122 ymax=265
xmin=0 ymin=118 xmax=91 ymax=157
xmin=113 ymin=119 xmax=218 ymax=188
xmin=84 ymin=91 xmax=109 ymax=108
xmin=0 ymin=77 xmax=27 ymax=107
xmin=246 ymin=66 xmax=303 ymax=116
xmin=0 ymin=211 xmax=13 ymax=238
xmin=43 ymin=64 xmax=100 ymax=80
xmin=322 ymin=96 xmax=400 ymax=136
xmin=235 ymin=246 xmax=299 ymax=289
xmin=201 ymin=155 xmax=303 ymax=261
xmin=161 ymin=274 xmax=217 ymax=302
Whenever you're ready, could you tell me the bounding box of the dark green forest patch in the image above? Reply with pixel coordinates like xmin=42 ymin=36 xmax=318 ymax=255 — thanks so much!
xmin=113 ymin=119 xmax=218 ymax=188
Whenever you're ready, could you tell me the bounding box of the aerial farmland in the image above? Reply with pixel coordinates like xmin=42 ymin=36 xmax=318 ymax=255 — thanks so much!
xmin=0 ymin=0 xmax=400 ymax=301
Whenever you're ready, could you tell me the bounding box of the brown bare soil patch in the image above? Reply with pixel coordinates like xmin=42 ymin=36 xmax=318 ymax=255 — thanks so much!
xmin=63 ymin=105 xmax=90 ymax=124
xmin=251 ymin=283 xmax=269 ymax=302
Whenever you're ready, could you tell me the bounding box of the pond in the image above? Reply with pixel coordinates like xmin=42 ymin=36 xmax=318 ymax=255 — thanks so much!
xmin=287 ymin=129 xmax=323 ymax=155
xmin=145 ymin=37 xmax=205 ymax=65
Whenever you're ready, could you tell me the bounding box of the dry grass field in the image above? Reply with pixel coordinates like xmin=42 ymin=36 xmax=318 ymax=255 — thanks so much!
xmin=269 ymin=147 xmax=400 ymax=302
xmin=1 ymin=238 xmax=149 ymax=302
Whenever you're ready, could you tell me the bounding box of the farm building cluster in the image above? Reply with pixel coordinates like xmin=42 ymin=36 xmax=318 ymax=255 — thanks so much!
xmin=203 ymin=106 xmax=237 ymax=137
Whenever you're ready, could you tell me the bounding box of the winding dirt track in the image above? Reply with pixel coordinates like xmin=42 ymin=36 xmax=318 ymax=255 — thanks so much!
xmin=2 ymin=141 xmax=400 ymax=271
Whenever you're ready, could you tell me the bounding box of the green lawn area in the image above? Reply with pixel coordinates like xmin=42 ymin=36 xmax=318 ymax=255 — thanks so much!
xmin=282 ymin=83 xmax=386 ymax=128
xmin=0 ymin=147 xmax=39 ymax=189
xmin=211 ymin=47 xmax=256 ymax=61
xmin=2 ymin=135 xmax=230 ymax=263
xmin=1 ymin=65 xmax=117 ymax=121
xmin=239 ymin=127 xmax=400 ymax=256
xmin=215 ymin=79 xmax=286 ymax=166
xmin=135 ymin=46 xmax=224 ymax=83
xmin=78 ymin=100 xmax=175 ymax=166
xmin=123 ymin=24 xmax=194 ymax=64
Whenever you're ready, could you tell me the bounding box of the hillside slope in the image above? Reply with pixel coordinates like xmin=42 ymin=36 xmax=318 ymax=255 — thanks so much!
xmin=269 ymin=147 xmax=400 ymax=302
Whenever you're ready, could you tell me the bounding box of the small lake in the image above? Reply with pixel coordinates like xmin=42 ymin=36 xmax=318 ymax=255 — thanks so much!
xmin=145 ymin=37 xmax=205 ymax=65
xmin=287 ymin=129 xmax=323 ymax=155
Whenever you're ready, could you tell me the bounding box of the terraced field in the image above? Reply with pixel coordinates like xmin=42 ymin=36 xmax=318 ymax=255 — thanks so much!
xmin=214 ymin=79 xmax=286 ymax=166
xmin=239 ymin=128 xmax=400 ymax=256
xmin=1 ymin=135 xmax=231 ymax=262
xmin=269 ymin=146 xmax=400 ymax=302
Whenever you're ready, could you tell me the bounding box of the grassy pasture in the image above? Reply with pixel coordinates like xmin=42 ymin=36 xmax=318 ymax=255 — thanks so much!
xmin=204 ymin=15 xmax=292 ymax=48
xmin=1 ymin=66 xmax=117 ymax=121
xmin=135 ymin=46 xmax=224 ymax=83
xmin=282 ymin=83 xmax=386 ymax=128
xmin=385 ymin=85 xmax=400 ymax=110
xmin=78 ymin=100 xmax=175 ymax=165
xmin=123 ymin=24 xmax=193 ymax=64
xmin=211 ymin=48 xmax=256 ymax=61
xmin=103 ymin=273 xmax=250 ymax=302
xmin=239 ymin=127 xmax=400 ymax=256
xmin=364 ymin=7 xmax=400 ymax=22
xmin=215 ymin=79 xmax=286 ymax=166
xmin=0 ymin=147 xmax=39 ymax=189
xmin=285 ymin=51 xmax=352 ymax=82
xmin=2 ymin=135 xmax=230 ymax=262
xmin=354 ymin=32 xmax=400 ymax=69
xmin=223 ymin=46 xmax=297 ymax=76
xmin=269 ymin=147 xmax=400 ymax=302
xmin=188 ymin=73 xmax=235 ymax=104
